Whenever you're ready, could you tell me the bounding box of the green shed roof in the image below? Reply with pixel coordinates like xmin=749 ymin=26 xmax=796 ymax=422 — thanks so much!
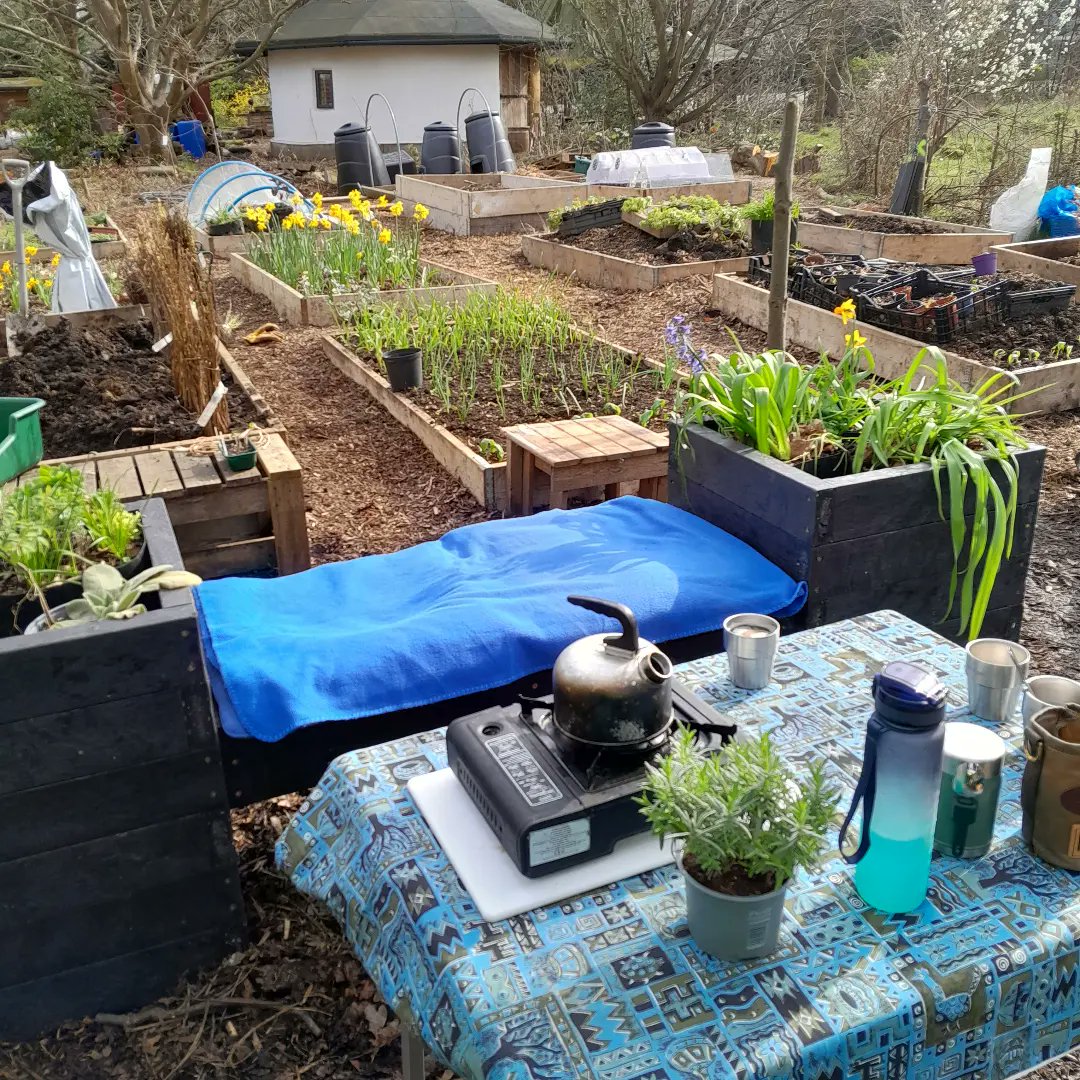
xmin=242 ymin=0 xmax=557 ymax=53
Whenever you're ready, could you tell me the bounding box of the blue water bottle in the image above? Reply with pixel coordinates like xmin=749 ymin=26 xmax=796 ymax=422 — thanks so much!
xmin=840 ymin=662 xmax=948 ymax=913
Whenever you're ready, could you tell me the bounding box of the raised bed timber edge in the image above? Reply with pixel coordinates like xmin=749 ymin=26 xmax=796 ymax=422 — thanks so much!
xmin=586 ymin=179 xmax=753 ymax=206
xmin=991 ymin=235 xmax=1080 ymax=297
xmin=229 ymin=253 xmax=498 ymax=327
xmin=0 ymin=497 xmax=246 ymax=1041
xmin=0 ymin=213 xmax=128 ymax=264
xmin=321 ymin=331 xmax=657 ymax=511
xmin=711 ymin=272 xmax=1080 ymax=415
xmin=522 ymin=232 xmax=748 ymax=292
xmin=0 ymin=301 xmax=148 ymax=354
xmin=394 ymin=173 xmax=579 ymax=236
xmin=670 ymin=423 xmax=1046 ymax=643
xmin=798 ymin=207 xmax=1010 ymax=264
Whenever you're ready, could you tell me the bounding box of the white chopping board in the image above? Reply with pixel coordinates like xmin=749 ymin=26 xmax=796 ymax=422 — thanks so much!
xmin=408 ymin=768 xmax=674 ymax=923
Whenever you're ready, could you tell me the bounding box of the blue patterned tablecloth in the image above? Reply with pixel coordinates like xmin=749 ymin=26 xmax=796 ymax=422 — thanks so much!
xmin=277 ymin=611 xmax=1080 ymax=1080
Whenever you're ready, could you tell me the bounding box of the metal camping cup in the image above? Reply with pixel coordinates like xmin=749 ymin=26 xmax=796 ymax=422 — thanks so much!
xmin=1022 ymin=675 xmax=1080 ymax=723
xmin=933 ymin=721 xmax=1006 ymax=859
xmin=965 ymin=638 xmax=1030 ymax=722
xmin=723 ymin=614 xmax=780 ymax=691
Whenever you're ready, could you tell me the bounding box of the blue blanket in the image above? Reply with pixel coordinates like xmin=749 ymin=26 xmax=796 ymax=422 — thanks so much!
xmin=195 ymin=497 xmax=806 ymax=741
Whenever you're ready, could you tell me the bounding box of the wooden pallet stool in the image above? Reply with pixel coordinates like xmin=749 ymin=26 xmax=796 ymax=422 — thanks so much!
xmin=504 ymin=416 xmax=668 ymax=516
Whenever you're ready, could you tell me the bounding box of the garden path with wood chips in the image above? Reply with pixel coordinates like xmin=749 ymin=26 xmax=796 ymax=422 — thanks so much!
xmin=3 ymin=211 xmax=1080 ymax=1080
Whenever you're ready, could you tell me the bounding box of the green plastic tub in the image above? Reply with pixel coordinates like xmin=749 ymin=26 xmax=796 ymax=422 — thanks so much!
xmin=0 ymin=398 xmax=46 ymax=486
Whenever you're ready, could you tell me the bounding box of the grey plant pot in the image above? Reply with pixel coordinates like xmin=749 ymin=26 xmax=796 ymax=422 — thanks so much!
xmin=680 ymin=854 xmax=787 ymax=960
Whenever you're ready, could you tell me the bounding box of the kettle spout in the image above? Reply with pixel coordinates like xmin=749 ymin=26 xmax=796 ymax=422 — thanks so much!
xmin=642 ymin=650 xmax=673 ymax=685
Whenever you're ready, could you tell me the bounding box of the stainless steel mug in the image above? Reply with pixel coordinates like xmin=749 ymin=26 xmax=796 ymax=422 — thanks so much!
xmin=966 ymin=639 xmax=1030 ymax=723
xmin=933 ymin=721 xmax=1006 ymax=858
xmin=1022 ymin=675 xmax=1080 ymax=723
xmin=723 ymin=613 xmax=780 ymax=691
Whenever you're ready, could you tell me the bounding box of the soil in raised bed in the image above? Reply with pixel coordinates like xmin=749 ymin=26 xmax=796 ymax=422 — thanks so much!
xmin=563 ymin=224 xmax=748 ymax=265
xmin=1060 ymin=254 xmax=1080 ymax=267
xmin=0 ymin=319 xmax=257 ymax=458
xmin=803 ymin=209 xmax=951 ymax=235
xmin=948 ymin=305 xmax=1080 ymax=368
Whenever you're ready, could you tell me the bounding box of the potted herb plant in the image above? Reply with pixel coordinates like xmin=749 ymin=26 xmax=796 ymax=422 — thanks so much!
xmin=206 ymin=205 xmax=243 ymax=236
xmin=741 ymin=191 xmax=800 ymax=255
xmin=218 ymin=429 xmax=258 ymax=471
xmin=638 ymin=730 xmax=838 ymax=960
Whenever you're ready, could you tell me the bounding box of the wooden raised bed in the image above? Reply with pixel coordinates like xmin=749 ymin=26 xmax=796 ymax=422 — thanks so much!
xmin=229 ymin=253 xmax=497 ymax=327
xmin=194 ymin=227 xmax=254 ymax=257
xmin=991 ymin=235 xmax=1080 ymax=297
xmin=0 ymin=498 xmax=246 ymax=1040
xmin=797 ymin=207 xmax=1010 ymax=264
xmin=586 ymin=179 xmax=752 ymax=205
xmin=0 ymin=302 xmax=146 ymax=354
xmin=711 ymin=273 xmax=1080 ymax=415
xmin=670 ymin=423 xmax=1045 ymax=643
xmin=522 ymin=232 xmax=746 ymax=292
xmin=0 ymin=213 xmax=128 ymax=264
xmin=395 ymin=173 xmax=579 ymax=236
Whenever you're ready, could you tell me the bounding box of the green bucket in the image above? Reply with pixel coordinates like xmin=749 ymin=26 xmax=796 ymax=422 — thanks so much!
xmin=0 ymin=397 xmax=45 ymax=486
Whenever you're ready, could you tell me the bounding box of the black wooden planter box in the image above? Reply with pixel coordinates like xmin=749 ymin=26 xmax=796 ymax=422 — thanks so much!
xmin=0 ymin=499 xmax=246 ymax=1041
xmin=670 ymin=423 xmax=1046 ymax=642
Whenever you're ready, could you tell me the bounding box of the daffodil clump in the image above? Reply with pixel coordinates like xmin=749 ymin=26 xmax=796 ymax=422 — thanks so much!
xmin=245 ymin=190 xmax=431 ymax=296
xmin=2 ymin=250 xmax=59 ymax=312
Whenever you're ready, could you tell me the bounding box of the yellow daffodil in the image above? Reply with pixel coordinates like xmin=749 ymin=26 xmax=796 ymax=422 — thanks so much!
xmin=348 ymin=189 xmax=364 ymax=210
xmin=262 ymin=201 xmax=275 ymax=213
xmin=413 ymin=203 xmax=429 ymax=222
xmin=376 ymin=194 xmax=389 ymax=208
xmin=312 ymin=192 xmax=324 ymax=210
xmin=378 ymin=228 xmax=392 ymax=245
xmin=388 ymin=200 xmax=403 ymax=217
xmin=346 ymin=221 xmax=360 ymax=236
xmin=321 ymin=217 xmax=332 ymax=230
xmin=328 ymin=203 xmax=343 ymax=219
xmin=256 ymin=219 xmax=267 ymax=231
xmin=833 ymin=298 xmax=857 ymax=326
xmin=289 ymin=192 xmax=303 ymax=206
xmin=26 ymin=277 xmax=39 ymax=289
xmin=25 ymin=245 xmax=38 ymax=257
xmin=50 ymin=253 xmax=61 ymax=268
xmin=845 ymin=328 xmax=867 ymax=349
xmin=282 ymin=217 xmax=293 ymax=230
xmin=1 ymin=261 xmax=10 ymax=276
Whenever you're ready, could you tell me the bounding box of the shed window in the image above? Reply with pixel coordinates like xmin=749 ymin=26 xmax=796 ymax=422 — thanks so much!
xmin=314 ymin=70 xmax=334 ymax=109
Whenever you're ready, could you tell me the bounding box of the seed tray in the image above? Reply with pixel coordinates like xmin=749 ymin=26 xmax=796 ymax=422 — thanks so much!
xmin=1004 ymin=283 xmax=1076 ymax=317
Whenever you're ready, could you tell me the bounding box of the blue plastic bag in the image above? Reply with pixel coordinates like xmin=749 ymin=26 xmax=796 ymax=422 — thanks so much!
xmin=1038 ymin=185 xmax=1079 ymax=237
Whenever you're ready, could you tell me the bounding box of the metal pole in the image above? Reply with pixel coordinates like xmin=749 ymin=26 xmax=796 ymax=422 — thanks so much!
xmin=456 ymin=87 xmax=501 ymax=173
xmin=1 ymin=158 xmax=44 ymax=316
xmin=365 ymin=93 xmax=404 ymax=187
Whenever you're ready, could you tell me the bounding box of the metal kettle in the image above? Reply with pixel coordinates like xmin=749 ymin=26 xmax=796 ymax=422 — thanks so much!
xmin=553 ymin=596 xmax=674 ymax=748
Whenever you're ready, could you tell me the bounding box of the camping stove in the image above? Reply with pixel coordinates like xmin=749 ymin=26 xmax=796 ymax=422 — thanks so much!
xmin=446 ymin=680 xmax=736 ymax=878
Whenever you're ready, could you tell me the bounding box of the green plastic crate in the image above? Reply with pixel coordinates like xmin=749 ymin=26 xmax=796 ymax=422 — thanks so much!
xmin=0 ymin=398 xmax=45 ymax=486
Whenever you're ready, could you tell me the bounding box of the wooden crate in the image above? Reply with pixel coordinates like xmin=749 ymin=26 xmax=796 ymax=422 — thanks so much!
xmin=522 ymin=232 xmax=747 ymax=292
xmin=670 ymin=423 xmax=1045 ymax=642
xmin=395 ymin=173 xmax=579 ymax=236
xmin=797 ymin=207 xmax=1010 ymax=264
xmin=991 ymin=235 xmax=1080 ymax=297
xmin=0 ymin=499 xmax=246 ymax=1040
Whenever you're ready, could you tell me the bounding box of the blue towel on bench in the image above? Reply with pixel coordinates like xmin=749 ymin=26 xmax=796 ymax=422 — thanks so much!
xmin=195 ymin=497 xmax=806 ymax=741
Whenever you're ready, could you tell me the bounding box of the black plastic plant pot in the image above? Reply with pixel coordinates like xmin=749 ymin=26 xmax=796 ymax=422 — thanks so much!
xmin=208 ymin=220 xmax=242 ymax=236
xmin=750 ymin=218 xmax=798 ymax=255
xmin=383 ymin=348 xmax=423 ymax=392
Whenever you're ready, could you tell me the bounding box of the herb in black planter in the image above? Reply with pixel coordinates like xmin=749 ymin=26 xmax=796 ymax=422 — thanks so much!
xmin=741 ymin=191 xmax=799 ymax=254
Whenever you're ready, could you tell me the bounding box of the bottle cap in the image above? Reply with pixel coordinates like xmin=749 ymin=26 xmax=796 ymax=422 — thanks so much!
xmin=874 ymin=661 xmax=947 ymax=713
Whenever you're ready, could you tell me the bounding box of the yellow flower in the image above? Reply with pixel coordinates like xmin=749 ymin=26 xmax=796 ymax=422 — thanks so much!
xmin=413 ymin=203 xmax=429 ymax=222
xmin=24 ymin=245 xmax=38 ymax=257
xmin=346 ymin=220 xmax=360 ymax=236
xmin=50 ymin=253 xmax=61 ymax=268
xmin=312 ymin=192 xmax=323 ymax=211
xmin=289 ymin=192 xmax=303 ymax=206
xmin=321 ymin=217 xmax=332 ymax=230
xmin=245 ymin=207 xmax=258 ymax=220
xmin=262 ymin=201 xmax=275 ymax=213
xmin=833 ymin=298 xmax=857 ymax=326
xmin=845 ymin=328 xmax=867 ymax=349
xmin=0 ymin=261 xmax=10 ymax=275
xmin=378 ymin=228 xmax=392 ymax=245
xmin=256 ymin=219 xmax=267 ymax=231
xmin=388 ymin=200 xmax=403 ymax=217
xmin=376 ymin=194 xmax=389 ymax=208
xmin=348 ymin=189 xmax=364 ymax=210
xmin=327 ymin=203 xmax=343 ymax=219
xmin=282 ymin=217 xmax=293 ymax=230
xmin=26 ymin=277 xmax=39 ymax=289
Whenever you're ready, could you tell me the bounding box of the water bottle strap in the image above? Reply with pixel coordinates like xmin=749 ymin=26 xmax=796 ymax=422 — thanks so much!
xmin=840 ymin=733 xmax=878 ymax=865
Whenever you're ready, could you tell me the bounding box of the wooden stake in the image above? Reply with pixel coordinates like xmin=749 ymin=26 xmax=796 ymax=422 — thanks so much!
xmin=767 ymin=97 xmax=803 ymax=352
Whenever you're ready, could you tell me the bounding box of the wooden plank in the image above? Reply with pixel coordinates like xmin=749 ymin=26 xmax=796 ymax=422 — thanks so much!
xmin=133 ymin=449 xmax=185 ymax=496
xmin=0 ymin=750 xmax=229 ymax=864
xmin=506 ymin=425 xmax=580 ymax=465
xmin=183 ymin=537 xmax=276 ymax=578
xmin=229 ymin=253 xmax=306 ymax=325
xmin=470 ymin=181 xmax=580 ymax=219
xmin=173 ymin=511 xmax=272 ymax=550
xmin=0 ymin=686 xmax=213 ymax=794
xmin=173 ymin=449 xmax=224 ymax=490
xmin=259 ymin=433 xmax=310 ymax=575
xmin=992 ymin=236 xmax=1080 ymax=296
xmin=165 ymin=481 xmax=268 ymax=525
xmin=551 ymin=452 xmax=668 ymax=491
xmin=507 ymin=440 xmax=526 ymax=515
xmin=70 ymin=458 xmax=97 ymax=494
xmin=219 ymin=340 xmax=275 ymax=424
xmin=96 ymin=455 xmax=144 ymax=499
xmin=215 ymin=451 xmax=261 ymax=484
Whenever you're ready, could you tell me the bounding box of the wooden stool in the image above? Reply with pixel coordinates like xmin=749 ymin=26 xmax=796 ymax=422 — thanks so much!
xmin=504 ymin=416 xmax=669 ymax=516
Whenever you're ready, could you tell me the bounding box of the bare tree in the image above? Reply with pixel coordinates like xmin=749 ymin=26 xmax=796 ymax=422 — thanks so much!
xmin=0 ymin=0 xmax=302 ymax=154
xmin=564 ymin=0 xmax=824 ymax=126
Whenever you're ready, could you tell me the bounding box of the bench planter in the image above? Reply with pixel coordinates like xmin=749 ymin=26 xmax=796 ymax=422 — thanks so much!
xmin=395 ymin=173 xmax=579 ymax=236
xmin=523 ymin=233 xmax=746 ymax=292
xmin=586 ymin=180 xmax=752 ymax=206
xmin=798 ymin=207 xmax=1010 ymax=264
xmin=991 ymin=235 xmax=1080 ymax=297
xmin=0 ymin=498 xmax=245 ymax=1040
xmin=711 ymin=272 xmax=1080 ymax=415
xmin=670 ymin=423 xmax=1045 ymax=642
xmin=229 ymin=253 xmax=497 ymax=327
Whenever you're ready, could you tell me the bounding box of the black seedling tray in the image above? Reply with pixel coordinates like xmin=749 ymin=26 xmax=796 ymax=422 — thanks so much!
xmin=556 ymin=199 xmax=625 ymax=237
xmin=1004 ymin=283 xmax=1076 ymax=317
xmin=857 ymin=270 xmax=1009 ymax=344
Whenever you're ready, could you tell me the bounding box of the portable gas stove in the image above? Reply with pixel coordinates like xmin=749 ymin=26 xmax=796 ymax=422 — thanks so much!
xmin=446 ymin=680 xmax=736 ymax=878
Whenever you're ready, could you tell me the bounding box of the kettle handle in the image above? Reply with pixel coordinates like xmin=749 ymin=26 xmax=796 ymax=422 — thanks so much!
xmin=567 ymin=595 xmax=639 ymax=653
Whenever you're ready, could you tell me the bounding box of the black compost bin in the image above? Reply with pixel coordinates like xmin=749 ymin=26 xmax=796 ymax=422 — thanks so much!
xmin=631 ymin=122 xmax=676 ymax=149
xmin=421 ymin=121 xmax=462 ymax=175
xmin=334 ymin=122 xmax=391 ymax=193
xmin=464 ymin=111 xmax=515 ymax=173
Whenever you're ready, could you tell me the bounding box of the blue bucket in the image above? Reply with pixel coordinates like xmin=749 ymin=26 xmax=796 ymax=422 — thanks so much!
xmin=172 ymin=119 xmax=207 ymax=160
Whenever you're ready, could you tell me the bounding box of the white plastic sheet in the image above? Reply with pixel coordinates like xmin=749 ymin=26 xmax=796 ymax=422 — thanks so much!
xmin=989 ymin=147 xmax=1052 ymax=241
xmin=25 ymin=165 xmax=116 ymax=313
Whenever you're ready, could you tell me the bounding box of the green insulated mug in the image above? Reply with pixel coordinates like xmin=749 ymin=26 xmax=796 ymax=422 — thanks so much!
xmin=933 ymin=721 xmax=1006 ymax=859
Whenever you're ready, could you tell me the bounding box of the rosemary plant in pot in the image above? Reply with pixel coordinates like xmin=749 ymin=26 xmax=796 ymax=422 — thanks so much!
xmin=638 ymin=730 xmax=838 ymax=960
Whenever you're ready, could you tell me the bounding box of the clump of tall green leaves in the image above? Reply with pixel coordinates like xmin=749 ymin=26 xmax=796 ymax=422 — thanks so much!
xmin=638 ymin=730 xmax=839 ymax=891
xmin=740 ymin=191 xmax=800 ymax=223
xmin=680 ymin=344 xmax=1028 ymax=638
xmin=0 ymin=466 xmax=142 ymax=591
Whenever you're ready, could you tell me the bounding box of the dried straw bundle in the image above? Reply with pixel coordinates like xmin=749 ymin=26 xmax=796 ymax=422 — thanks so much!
xmin=127 ymin=206 xmax=229 ymax=434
